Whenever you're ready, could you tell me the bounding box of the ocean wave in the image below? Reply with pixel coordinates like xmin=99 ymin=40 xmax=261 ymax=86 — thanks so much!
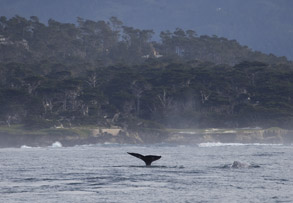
xmin=198 ymin=142 xmax=283 ymax=147
xmin=20 ymin=145 xmax=33 ymax=149
xmin=20 ymin=142 xmax=63 ymax=149
xmin=51 ymin=141 xmax=63 ymax=148
xmin=20 ymin=145 xmax=42 ymax=149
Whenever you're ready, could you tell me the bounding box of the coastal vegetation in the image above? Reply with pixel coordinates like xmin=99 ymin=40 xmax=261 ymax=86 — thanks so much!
xmin=0 ymin=16 xmax=293 ymax=142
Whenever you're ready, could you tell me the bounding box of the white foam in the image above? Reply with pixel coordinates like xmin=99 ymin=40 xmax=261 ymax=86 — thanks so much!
xmin=178 ymin=131 xmax=197 ymax=134
xmin=198 ymin=142 xmax=283 ymax=147
xmin=223 ymin=130 xmax=237 ymax=133
xmin=250 ymin=143 xmax=282 ymax=146
xmin=51 ymin=141 xmax=63 ymax=148
xmin=198 ymin=142 xmax=243 ymax=147
xmin=20 ymin=145 xmax=32 ymax=149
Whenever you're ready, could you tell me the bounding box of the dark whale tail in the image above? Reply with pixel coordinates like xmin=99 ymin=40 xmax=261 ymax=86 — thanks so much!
xmin=127 ymin=152 xmax=161 ymax=166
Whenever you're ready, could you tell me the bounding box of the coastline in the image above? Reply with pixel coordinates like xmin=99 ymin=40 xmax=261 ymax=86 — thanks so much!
xmin=0 ymin=125 xmax=292 ymax=148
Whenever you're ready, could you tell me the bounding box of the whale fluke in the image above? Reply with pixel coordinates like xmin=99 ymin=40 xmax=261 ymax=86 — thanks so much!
xmin=127 ymin=152 xmax=161 ymax=166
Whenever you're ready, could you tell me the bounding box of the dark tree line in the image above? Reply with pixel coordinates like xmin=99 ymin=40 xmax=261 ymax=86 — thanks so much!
xmin=0 ymin=60 xmax=293 ymax=129
xmin=0 ymin=15 xmax=289 ymax=65
xmin=0 ymin=16 xmax=293 ymax=129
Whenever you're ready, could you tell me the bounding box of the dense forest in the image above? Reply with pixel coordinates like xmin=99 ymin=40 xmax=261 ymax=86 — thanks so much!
xmin=1 ymin=16 xmax=293 ymax=130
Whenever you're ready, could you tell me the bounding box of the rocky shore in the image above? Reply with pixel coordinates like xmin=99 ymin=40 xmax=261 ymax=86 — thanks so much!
xmin=0 ymin=126 xmax=292 ymax=148
xmin=90 ymin=127 xmax=293 ymax=145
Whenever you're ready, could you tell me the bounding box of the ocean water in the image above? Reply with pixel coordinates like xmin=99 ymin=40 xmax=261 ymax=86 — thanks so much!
xmin=0 ymin=142 xmax=292 ymax=203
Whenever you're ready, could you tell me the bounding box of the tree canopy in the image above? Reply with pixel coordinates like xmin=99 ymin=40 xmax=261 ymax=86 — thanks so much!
xmin=0 ymin=16 xmax=293 ymax=129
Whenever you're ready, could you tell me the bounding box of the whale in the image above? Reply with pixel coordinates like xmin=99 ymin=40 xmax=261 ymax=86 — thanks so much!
xmin=231 ymin=161 xmax=249 ymax=168
xmin=231 ymin=161 xmax=260 ymax=169
xmin=127 ymin=152 xmax=161 ymax=166
xmin=221 ymin=161 xmax=260 ymax=169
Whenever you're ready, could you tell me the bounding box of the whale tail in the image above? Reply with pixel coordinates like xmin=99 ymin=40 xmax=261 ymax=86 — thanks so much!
xmin=127 ymin=152 xmax=161 ymax=166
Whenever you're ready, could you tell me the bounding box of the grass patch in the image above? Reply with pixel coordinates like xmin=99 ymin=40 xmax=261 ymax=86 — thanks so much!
xmin=0 ymin=124 xmax=93 ymax=137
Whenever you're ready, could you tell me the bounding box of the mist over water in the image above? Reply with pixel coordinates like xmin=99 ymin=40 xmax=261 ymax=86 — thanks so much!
xmin=0 ymin=143 xmax=292 ymax=202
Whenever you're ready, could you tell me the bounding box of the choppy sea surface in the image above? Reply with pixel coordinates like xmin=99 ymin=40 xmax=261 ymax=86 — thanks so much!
xmin=0 ymin=142 xmax=292 ymax=203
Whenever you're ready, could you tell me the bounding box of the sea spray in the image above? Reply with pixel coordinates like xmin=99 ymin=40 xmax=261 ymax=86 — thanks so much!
xmin=20 ymin=145 xmax=32 ymax=149
xmin=198 ymin=142 xmax=282 ymax=147
xmin=51 ymin=141 xmax=62 ymax=148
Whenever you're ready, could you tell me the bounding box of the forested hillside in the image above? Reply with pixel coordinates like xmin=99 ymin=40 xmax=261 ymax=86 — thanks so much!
xmin=0 ymin=16 xmax=288 ymax=65
xmin=2 ymin=0 xmax=293 ymax=60
xmin=1 ymin=16 xmax=293 ymax=130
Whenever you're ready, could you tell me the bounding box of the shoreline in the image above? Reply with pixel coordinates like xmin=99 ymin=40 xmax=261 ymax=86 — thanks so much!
xmin=0 ymin=125 xmax=292 ymax=148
